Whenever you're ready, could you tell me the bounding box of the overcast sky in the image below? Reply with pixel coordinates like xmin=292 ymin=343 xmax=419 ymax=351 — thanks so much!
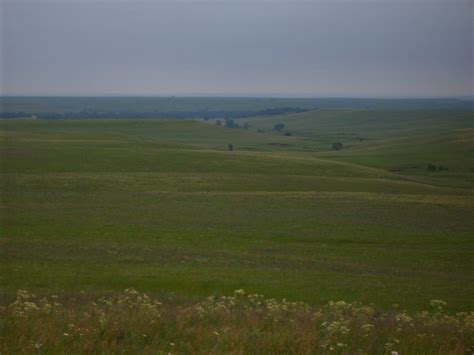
xmin=1 ymin=0 xmax=472 ymax=97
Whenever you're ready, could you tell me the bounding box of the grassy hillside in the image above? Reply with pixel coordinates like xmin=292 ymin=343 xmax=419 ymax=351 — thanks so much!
xmin=1 ymin=114 xmax=473 ymax=312
xmin=242 ymin=109 xmax=474 ymax=186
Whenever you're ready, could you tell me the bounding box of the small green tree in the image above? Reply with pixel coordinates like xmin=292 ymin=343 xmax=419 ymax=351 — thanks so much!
xmin=228 ymin=143 xmax=234 ymax=151
xmin=225 ymin=118 xmax=237 ymax=128
xmin=274 ymin=123 xmax=285 ymax=131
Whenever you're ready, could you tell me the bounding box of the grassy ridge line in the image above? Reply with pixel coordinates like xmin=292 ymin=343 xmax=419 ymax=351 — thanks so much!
xmin=244 ymin=108 xmax=474 ymax=136
xmin=3 ymin=158 xmax=471 ymax=192
xmin=0 ymin=119 xmax=296 ymax=148
xmin=242 ymin=108 xmax=474 ymax=181
xmin=0 ymin=142 xmax=399 ymax=178
xmin=0 ymin=128 xmax=441 ymax=180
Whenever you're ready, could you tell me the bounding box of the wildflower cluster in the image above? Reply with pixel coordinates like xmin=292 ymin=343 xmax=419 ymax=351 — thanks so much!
xmin=190 ymin=289 xmax=311 ymax=324
xmin=9 ymin=290 xmax=40 ymax=317
xmin=97 ymin=288 xmax=161 ymax=319
xmin=318 ymin=300 xmax=377 ymax=351
xmin=1 ymin=289 xmax=473 ymax=354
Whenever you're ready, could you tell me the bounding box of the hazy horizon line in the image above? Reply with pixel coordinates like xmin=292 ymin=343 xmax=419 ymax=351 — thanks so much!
xmin=1 ymin=94 xmax=472 ymax=100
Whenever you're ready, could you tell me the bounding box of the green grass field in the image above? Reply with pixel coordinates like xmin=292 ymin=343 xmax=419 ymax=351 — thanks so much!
xmin=1 ymin=109 xmax=473 ymax=312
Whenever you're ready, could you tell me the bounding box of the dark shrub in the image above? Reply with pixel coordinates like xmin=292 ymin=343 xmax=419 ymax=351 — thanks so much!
xmin=274 ymin=123 xmax=285 ymax=131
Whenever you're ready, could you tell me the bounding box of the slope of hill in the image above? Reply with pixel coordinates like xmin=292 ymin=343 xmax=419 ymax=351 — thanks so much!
xmin=1 ymin=116 xmax=473 ymax=311
xmin=242 ymin=109 xmax=474 ymax=187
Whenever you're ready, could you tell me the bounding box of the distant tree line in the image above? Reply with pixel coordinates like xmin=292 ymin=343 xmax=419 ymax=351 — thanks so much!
xmin=0 ymin=112 xmax=36 ymax=118
xmin=0 ymin=107 xmax=308 ymax=120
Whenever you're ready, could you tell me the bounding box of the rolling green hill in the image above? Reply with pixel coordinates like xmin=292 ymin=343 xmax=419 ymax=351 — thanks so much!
xmin=1 ymin=112 xmax=473 ymax=311
xmin=242 ymin=109 xmax=474 ymax=186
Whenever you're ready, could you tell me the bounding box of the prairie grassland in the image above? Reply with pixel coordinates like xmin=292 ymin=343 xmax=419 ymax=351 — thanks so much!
xmin=1 ymin=116 xmax=474 ymax=309
xmin=1 ymin=289 xmax=473 ymax=354
xmin=243 ymin=109 xmax=474 ymax=184
xmin=1 ymin=112 xmax=473 ymax=352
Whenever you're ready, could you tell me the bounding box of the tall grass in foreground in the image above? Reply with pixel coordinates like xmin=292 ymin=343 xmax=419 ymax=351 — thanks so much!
xmin=1 ymin=289 xmax=473 ymax=354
